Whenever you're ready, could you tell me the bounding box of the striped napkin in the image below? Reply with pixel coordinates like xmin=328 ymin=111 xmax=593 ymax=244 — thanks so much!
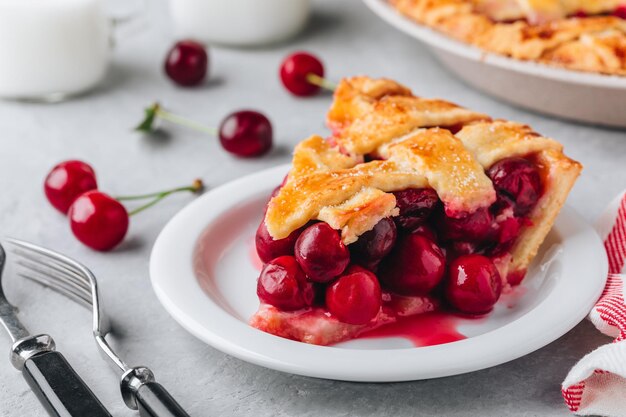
xmin=562 ymin=191 xmax=626 ymax=416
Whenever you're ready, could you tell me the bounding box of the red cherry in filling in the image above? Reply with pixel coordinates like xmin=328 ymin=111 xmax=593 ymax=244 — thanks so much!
xmin=392 ymin=188 xmax=439 ymax=231
xmin=255 ymin=220 xmax=304 ymax=263
xmin=326 ymin=268 xmax=382 ymax=325
xmin=279 ymin=52 xmax=324 ymax=97
xmin=294 ymin=223 xmax=350 ymax=283
xmin=219 ymin=110 xmax=273 ymax=157
xmin=379 ymin=234 xmax=446 ymax=296
xmin=44 ymin=160 xmax=98 ymax=214
xmin=68 ymin=191 xmax=129 ymax=251
xmin=446 ymin=254 xmax=502 ymax=314
xmin=487 ymin=157 xmax=541 ymax=216
xmin=164 ymin=40 xmax=208 ymax=86
xmin=349 ymin=218 xmax=397 ymax=270
xmin=438 ymin=207 xmax=495 ymax=242
xmin=449 ymin=241 xmax=479 ymax=257
xmin=411 ymin=224 xmax=437 ymax=242
xmin=257 ymin=256 xmax=314 ymax=311
xmin=614 ymin=5 xmax=626 ymax=19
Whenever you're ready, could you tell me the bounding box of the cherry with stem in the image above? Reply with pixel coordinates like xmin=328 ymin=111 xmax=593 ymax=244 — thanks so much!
xmin=68 ymin=179 xmax=205 ymax=251
xmin=279 ymin=52 xmax=337 ymax=97
xmin=135 ymin=103 xmax=273 ymax=158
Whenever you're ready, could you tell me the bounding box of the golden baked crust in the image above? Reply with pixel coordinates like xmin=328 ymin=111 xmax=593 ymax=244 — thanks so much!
xmin=390 ymin=0 xmax=626 ymax=76
xmin=264 ymin=76 xmax=581 ymax=281
xmin=474 ymin=0 xmax=621 ymax=23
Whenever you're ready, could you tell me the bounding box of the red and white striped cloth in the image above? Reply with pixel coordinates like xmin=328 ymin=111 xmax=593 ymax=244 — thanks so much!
xmin=562 ymin=191 xmax=626 ymax=416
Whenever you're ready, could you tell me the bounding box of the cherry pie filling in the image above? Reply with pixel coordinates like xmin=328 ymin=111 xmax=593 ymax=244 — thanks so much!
xmin=252 ymin=155 xmax=544 ymax=344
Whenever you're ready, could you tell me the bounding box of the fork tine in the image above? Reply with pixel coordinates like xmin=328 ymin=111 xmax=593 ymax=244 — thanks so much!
xmin=11 ymin=247 xmax=89 ymax=287
xmin=16 ymin=260 xmax=93 ymax=305
xmin=7 ymin=240 xmax=95 ymax=308
xmin=18 ymin=272 xmax=92 ymax=308
xmin=6 ymin=239 xmax=130 ymax=373
xmin=13 ymin=252 xmax=92 ymax=293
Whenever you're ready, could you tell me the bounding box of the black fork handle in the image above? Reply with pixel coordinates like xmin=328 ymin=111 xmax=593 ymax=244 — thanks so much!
xmin=135 ymin=381 xmax=191 ymax=417
xmin=22 ymin=350 xmax=111 ymax=417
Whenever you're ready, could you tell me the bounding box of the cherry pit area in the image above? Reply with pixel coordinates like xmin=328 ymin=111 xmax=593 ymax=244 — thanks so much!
xmin=150 ymin=164 xmax=607 ymax=381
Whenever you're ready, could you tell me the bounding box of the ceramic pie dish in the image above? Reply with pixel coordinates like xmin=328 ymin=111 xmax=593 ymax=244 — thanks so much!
xmin=149 ymin=164 xmax=607 ymax=381
xmin=151 ymin=75 xmax=607 ymax=380
xmin=151 ymin=76 xmax=604 ymax=380
xmin=363 ymin=0 xmax=626 ymax=128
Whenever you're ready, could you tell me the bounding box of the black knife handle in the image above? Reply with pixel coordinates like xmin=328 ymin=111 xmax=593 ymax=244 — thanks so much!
xmin=22 ymin=350 xmax=112 ymax=417
xmin=136 ymin=381 xmax=191 ymax=417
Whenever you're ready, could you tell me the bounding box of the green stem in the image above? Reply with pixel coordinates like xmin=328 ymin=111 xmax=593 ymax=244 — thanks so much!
xmin=306 ymin=73 xmax=337 ymax=91
xmin=116 ymin=185 xmax=196 ymax=201
xmin=121 ymin=179 xmax=204 ymax=216
xmin=128 ymin=194 xmax=170 ymax=216
xmin=155 ymin=108 xmax=218 ymax=136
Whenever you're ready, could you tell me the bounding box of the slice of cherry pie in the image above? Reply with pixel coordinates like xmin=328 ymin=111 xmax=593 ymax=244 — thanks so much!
xmin=250 ymin=76 xmax=582 ymax=346
xmin=390 ymin=0 xmax=626 ymax=76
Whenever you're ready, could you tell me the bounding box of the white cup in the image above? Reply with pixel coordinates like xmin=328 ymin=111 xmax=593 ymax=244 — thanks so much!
xmin=169 ymin=0 xmax=311 ymax=47
xmin=0 ymin=0 xmax=124 ymax=101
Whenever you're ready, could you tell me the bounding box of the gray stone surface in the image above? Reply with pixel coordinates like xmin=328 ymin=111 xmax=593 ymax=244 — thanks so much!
xmin=0 ymin=0 xmax=625 ymax=416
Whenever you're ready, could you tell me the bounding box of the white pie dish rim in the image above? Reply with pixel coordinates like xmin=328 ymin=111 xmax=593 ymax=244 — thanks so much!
xmin=150 ymin=164 xmax=608 ymax=382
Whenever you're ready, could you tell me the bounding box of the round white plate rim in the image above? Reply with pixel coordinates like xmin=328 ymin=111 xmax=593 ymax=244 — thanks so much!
xmin=150 ymin=164 xmax=608 ymax=382
xmin=363 ymin=0 xmax=626 ymax=89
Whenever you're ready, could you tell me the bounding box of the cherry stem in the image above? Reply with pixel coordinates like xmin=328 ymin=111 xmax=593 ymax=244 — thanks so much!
xmin=136 ymin=102 xmax=218 ymax=136
xmin=306 ymin=73 xmax=337 ymax=91
xmin=118 ymin=179 xmax=205 ymax=216
xmin=156 ymin=107 xmax=218 ymax=136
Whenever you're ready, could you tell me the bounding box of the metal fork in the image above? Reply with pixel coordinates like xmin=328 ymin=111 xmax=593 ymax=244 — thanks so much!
xmin=0 ymin=242 xmax=111 ymax=417
xmin=7 ymin=239 xmax=191 ymax=417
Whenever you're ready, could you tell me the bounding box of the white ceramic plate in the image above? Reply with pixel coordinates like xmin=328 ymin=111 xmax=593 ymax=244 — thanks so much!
xmin=363 ymin=0 xmax=626 ymax=128
xmin=150 ymin=164 xmax=608 ymax=382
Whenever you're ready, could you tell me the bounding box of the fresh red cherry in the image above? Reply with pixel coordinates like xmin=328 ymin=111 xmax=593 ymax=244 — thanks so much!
xmin=257 ymin=256 xmax=314 ymax=311
xmin=438 ymin=207 xmax=495 ymax=242
xmin=280 ymin=52 xmax=324 ymax=97
xmin=255 ymin=220 xmax=304 ymax=263
xmin=219 ymin=110 xmax=273 ymax=157
xmin=350 ymin=218 xmax=397 ymax=270
xmin=326 ymin=269 xmax=382 ymax=325
xmin=393 ymin=188 xmax=439 ymax=231
xmin=446 ymin=254 xmax=502 ymax=314
xmin=137 ymin=104 xmax=273 ymax=158
xmin=613 ymin=5 xmax=626 ymax=19
xmin=488 ymin=157 xmax=542 ymax=216
xmin=68 ymin=191 xmax=129 ymax=251
xmin=164 ymin=40 xmax=208 ymax=86
xmin=294 ymin=223 xmax=350 ymax=283
xmin=379 ymin=234 xmax=446 ymax=296
xmin=44 ymin=160 xmax=98 ymax=214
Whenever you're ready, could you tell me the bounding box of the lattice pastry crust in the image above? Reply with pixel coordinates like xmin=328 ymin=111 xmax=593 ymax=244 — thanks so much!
xmin=265 ymin=76 xmax=581 ymax=282
xmin=390 ymin=0 xmax=626 ymax=76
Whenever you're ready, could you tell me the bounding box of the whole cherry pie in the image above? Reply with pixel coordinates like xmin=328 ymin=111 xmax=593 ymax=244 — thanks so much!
xmin=250 ymin=76 xmax=582 ymax=345
xmin=390 ymin=0 xmax=626 ymax=76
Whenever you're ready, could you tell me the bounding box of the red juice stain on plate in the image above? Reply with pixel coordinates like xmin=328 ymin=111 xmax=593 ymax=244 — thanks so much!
xmin=358 ymin=311 xmax=469 ymax=347
xmin=248 ymin=236 xmax=263 ymax=271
